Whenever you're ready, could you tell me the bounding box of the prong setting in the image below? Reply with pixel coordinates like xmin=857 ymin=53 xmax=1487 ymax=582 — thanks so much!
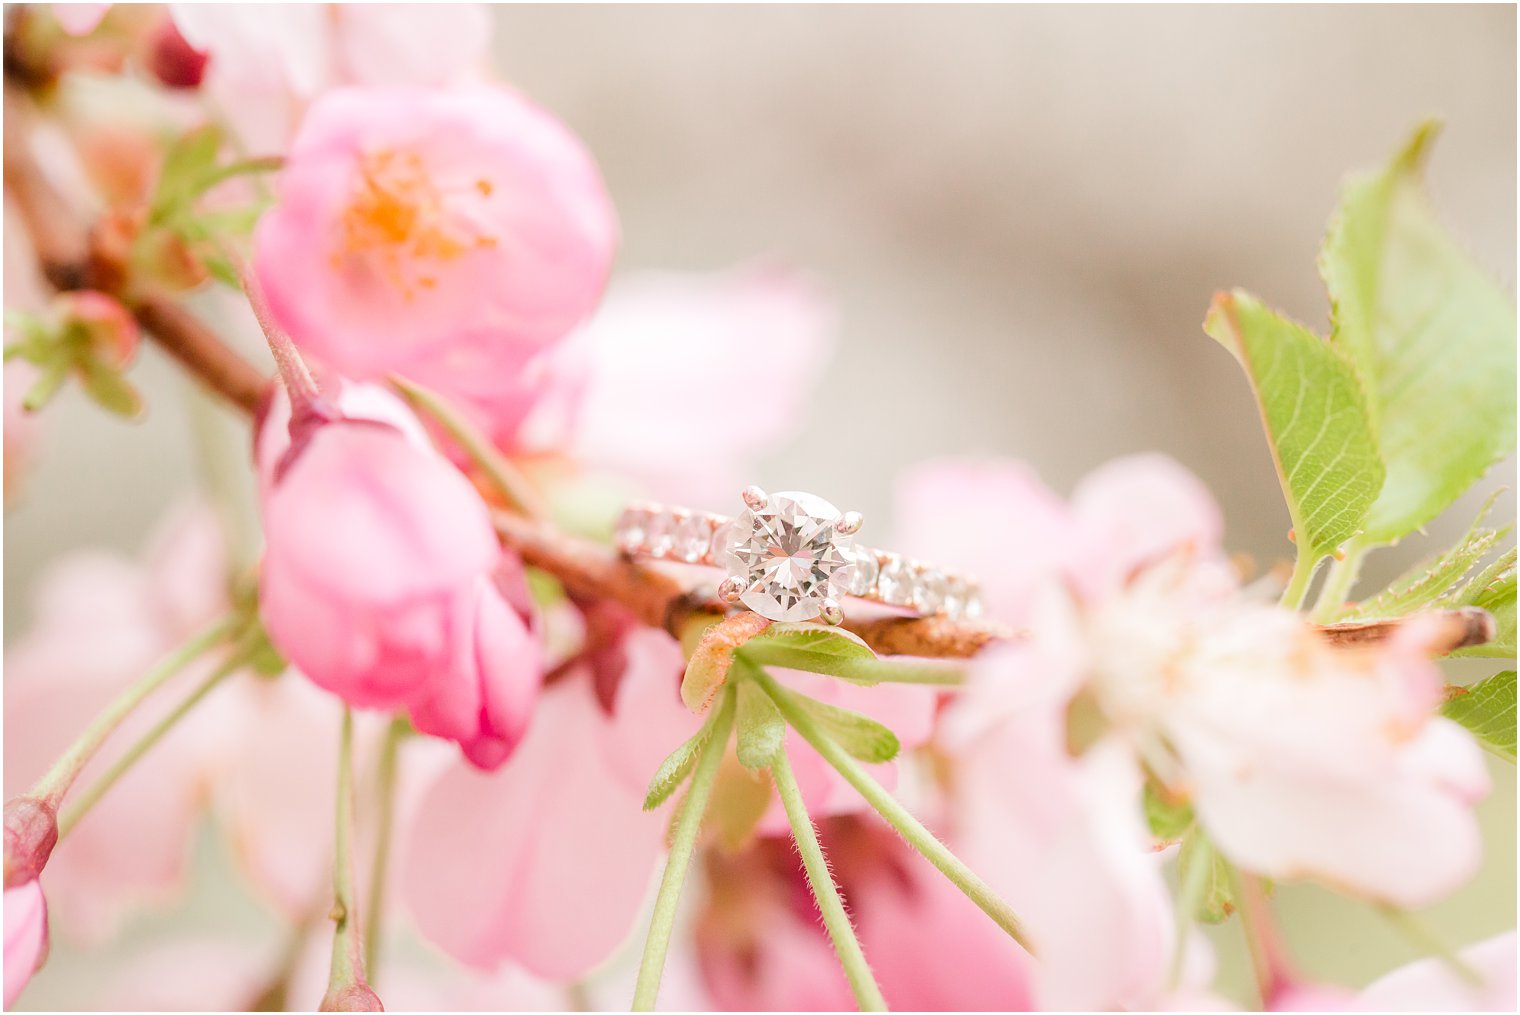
xmin=741 ymin=485 xmax=768 ymax=510
xmin=837 ymin=511 xmax=863 ymax=536
xmin=820 ymin=598 xmax=844 ymax=625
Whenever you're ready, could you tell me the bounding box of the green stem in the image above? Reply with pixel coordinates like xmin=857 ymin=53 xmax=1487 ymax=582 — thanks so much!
xmin=1233 ymin=871 xmax=1291 ymax=1006
xmin=58 ymin=655 xmax=240 ymax=839
xmin=29 ymin=617 xmax=236 ymax=808
xmin=1279 ymin=551 xmax=1320 ymax=611
xmin=632 ymin=687 xmax=736 ymax=1012
xmin=1378 ymin=906 xmax=1482 ymax=987
xmin=391 ymin=375 xmax=546 ymax=520
xmin=752 ymin=668 xmax=1035 ymax=954
xmin=1310 ymin=545 xmax=1368 ymax=621
xmin=363 ymin=718 xmax=406 ymax=979
xmin=325 ymin=710 xmax=367 ymax=996
xmin=1166 ymin=825 xmax=1210 ymax=991
xmin=770 ymin=747 xmax=887 ymax=1012
xmin=738 ymin=644 xmax=963 ymax=687
xmin=195 ymin=155 xmax=284 ymax=193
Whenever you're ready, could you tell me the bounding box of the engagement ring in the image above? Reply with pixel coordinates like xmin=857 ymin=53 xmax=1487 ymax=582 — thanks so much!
xmin=614 ymin=487 xmax=982 ymax=625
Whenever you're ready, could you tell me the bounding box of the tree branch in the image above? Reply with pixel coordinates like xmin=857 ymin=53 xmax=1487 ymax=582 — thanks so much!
xmin=3 ymin=81 xmax=267 ymax=414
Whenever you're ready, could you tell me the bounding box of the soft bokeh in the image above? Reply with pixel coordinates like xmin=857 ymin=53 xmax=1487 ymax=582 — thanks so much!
xmin=5 ymin=5 xmax=1514 ymax=1008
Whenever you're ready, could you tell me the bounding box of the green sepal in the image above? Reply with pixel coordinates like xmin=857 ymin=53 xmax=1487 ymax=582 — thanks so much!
xmin=643 ymin=697 xmax=727 ymax=811
xmin=791 ymin=694 xmax=900 ymax=764
xmin=1177 ymin=831 xmax=1236 ymax=924
xmin=735 ymin=671 xmax=786 ymax=770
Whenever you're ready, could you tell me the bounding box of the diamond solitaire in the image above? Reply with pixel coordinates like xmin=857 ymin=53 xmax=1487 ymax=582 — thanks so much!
xmin=614 ymin=486 xmax=983 ymax=625
xmin=716 ymin=489 xmax=858 ymax=622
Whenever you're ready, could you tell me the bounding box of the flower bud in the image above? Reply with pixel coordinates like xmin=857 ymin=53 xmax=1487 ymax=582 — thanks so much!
xmin=56 ymin=290 xmax=138 ymax=368
xmin=144 ymin=17 xmax=207 ymax=90
xmin=319 ymin=983 xmax=384 ymax=1012
xmin=3 ymin=797 xmax=58 ymax=890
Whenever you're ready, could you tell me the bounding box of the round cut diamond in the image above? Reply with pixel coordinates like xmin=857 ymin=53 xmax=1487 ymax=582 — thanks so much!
xmin=718 ymin=491 xmax=857 ymax=622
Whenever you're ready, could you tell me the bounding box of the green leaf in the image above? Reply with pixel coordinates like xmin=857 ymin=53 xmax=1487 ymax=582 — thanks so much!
xmin=1441 ymin=670 xmax=1516 ymax=761
xmin=643 ymin=703 xmax=727 ymax=811
xmin=1144 ymin=782 xmax=1194 ymax=842
xmin=791 ymin=695 xmax=900 ymax=764
xmin=1322 ymin=123 xmax=1517 ymax=545
xmin=1177 ymin=832 xmax=1236 ymax=923
xmin=150 ymin=124 xmax=226 ymax=223
xmin=77 ymin=358 xmax=143 ymax=418
xmin=734 ymin=674 xmax=786 ymax=770
xmin=1343 ymin=496 xmax=1507 ymax=619
xmin=21 ymin=356 xmax=71 ymax=412
xmin=1204 ymin=290 xmax=1384 ymax=562
xmin=739 ymin=625 xmax=962 ymax=686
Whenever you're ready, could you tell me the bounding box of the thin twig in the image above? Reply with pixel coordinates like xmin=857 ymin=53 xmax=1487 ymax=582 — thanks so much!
xmin=3 ymin=81 xmax=267 ymax=413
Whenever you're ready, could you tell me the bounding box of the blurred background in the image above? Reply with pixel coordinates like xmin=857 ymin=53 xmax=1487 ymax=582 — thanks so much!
xmin=6 ymin=3 xmax=1515 ymax=1006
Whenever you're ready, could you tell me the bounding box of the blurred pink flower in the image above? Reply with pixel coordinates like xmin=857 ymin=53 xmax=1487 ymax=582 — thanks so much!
xmin=1358 ymin=930 xmax=1516 ymax=1010
xmin=404 ymin=668 xmax=679 ymax=980
xmin=949 ymin=679 xmax=1194 ymax=1010
xmin=257 ymin=382 xmax=541 ymax=769
xmin=3 ymin=880 xmax=48 ymax=1009
xmin=524 ymin=267 xmax=834 ymax=504
xmin=697 ymin=819 xmax=1033 ymax=1011
xmin=922 ymin=454 xmax=1488 ymax=914
xmin=3 ymin=503 xmax=230 ymax=944
xmin=171 ymin=4 xmax=491 ymax=152
xmin=50 ymin=3 xmax=110 ymax=36
xmin=253 ymin=86 xmax=616 ymax=438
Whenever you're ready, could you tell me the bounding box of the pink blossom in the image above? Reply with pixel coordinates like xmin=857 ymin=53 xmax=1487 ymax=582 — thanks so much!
xmin=1358 ymin=930 xmax=1516 ymax=1010
xmin=171 ymin=5 xmax=491 ymax=152
xmin=257 ymin=382 xmax=542 ymax=769
xmin=4 ymin=880 xmax=47 ymax=1009
xmin=525 ymin=267 xmax=834 ymax=503
xmin=922 ymin=454 xmax=1488 ymax=914
xmin=253 ymin=86 xmax=616 ymax=438
xmin=949 ymin=667 xmax=1195 ymax=1010
xmin=404 ymin=671 xmax=677 ymax=980
xmin=3 ymin=503 xmax=230 ymax=943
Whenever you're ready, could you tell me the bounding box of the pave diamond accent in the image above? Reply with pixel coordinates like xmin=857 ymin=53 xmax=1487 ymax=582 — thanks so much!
xmin=615 ymin=495 xmax=980 ymax=621
xmin=717 ymin=491 xmax=856 ymax=622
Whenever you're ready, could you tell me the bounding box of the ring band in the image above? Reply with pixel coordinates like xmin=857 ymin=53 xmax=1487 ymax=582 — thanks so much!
xmin=614 ymin=487 xmax=982 ymax=625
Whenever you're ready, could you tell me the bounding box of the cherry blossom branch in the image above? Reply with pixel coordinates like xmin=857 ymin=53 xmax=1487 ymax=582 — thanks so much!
xmin=632 ymin=687 xmax=736 ymax=1011
xmin=491 ymin=509 xmax=1011 ymax=660
xmin=771 ymin=745 xmax=888 ymax=1012
xmin=2 ymin=82 xmax=267 ymax=414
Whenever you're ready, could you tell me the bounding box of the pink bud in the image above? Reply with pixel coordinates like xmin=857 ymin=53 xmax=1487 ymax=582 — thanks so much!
xmin=319 ymin=982 xmax=384 ymax=1012
xmin=3 ymin=797 xmax=58 ymax=890
xmin=144 ymin=17 xmax=207 ymax=89
xmin=55 ymin=290 xmax=137 ymax=368
xmin=256 ymin=382 xmax=540 ymax=767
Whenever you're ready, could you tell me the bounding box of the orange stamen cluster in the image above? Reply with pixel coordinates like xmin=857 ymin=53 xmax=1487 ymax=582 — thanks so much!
xmin=335 ymin=148 xmax=499 ymax=299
